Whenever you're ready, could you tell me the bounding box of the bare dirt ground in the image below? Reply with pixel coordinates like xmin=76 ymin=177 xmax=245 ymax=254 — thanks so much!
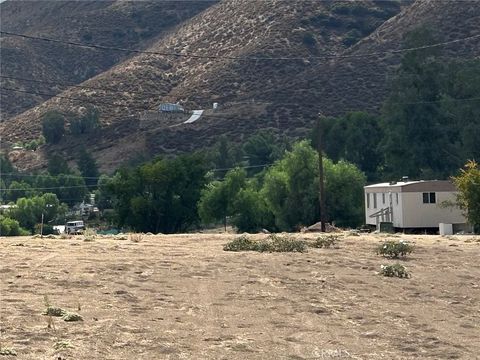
xmin=1 ymin=233 xmax=479 ymax=360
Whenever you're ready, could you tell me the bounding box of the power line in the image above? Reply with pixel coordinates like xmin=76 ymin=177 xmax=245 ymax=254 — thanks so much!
xmin=0 ymin=184 xmax=99 ymax=192
xmin=1 ymin=30 xmax=479 ymax=61
xmin=0 ymin=163 xmax=274 ymax=189
xmin=0 ymin=173 xmax=102 ymax=180
xmin=0 ymin=75 xmax=133 ymax=95
xmin=2 ymin=85 xmax=479 ymax=117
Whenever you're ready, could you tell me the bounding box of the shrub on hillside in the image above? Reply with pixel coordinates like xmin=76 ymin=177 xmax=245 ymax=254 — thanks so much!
xmin=41 ymin=110 xmax=65 ymax=144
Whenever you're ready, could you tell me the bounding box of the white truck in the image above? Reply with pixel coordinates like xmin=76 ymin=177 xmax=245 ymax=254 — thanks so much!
xmin=65 ymin=220 xmax=85 ymax=235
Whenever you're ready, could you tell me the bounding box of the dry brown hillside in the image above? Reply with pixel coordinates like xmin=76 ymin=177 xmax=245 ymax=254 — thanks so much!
xmin=0 ymin=0 xmax=215 ymax=119
xmin=1 ymin=0 xmax=479 ymax=172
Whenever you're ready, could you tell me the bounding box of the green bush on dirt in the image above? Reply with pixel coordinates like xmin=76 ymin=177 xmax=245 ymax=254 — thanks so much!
xmin=380 ymin=263 xmax=410 ymax=278
xmin=44 ymin=306 xmax=66 ymax=317
xmin=0 ymin=347 xmax=17 ymax=356
xmin=376 ymin=240 xmax=414 ymax=258
xmin=311 ymin=234 xmax=339 ymax=248
xmin=62 ymin=312 xmax=83 ymax=322
xmin=223 ymin=234 xmax=307 ymax=253
xmin=259 ymin=234 xmax=307 ymax=253
xmin=223 ymin=235 xmax=257 ymax=252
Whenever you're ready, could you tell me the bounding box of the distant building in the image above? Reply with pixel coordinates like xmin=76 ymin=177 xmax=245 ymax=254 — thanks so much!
xmin=364 ymin=180 xmax=468 ymax=232
xmin=158 ymin=103 xmax=185 ymax=113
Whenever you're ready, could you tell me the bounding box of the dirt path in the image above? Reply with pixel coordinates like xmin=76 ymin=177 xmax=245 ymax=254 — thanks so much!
xmin=1 ymin=233 xmax=479 ymax=359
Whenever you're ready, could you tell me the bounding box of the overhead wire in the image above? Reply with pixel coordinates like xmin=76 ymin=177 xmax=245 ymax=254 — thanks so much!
xmin=1 ymin=30 xmax=479 ymax=61
xmin=1 ymin=29 xmax=479 ymax=186
xmin=0 ymin=163 xmax=274 ymax=191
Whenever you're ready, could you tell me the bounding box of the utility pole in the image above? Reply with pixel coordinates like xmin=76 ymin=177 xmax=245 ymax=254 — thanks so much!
xmin=40 ymin=213 xmax=44 ymax=238
xmin=316 ymin=114 xmax=327 ymax=232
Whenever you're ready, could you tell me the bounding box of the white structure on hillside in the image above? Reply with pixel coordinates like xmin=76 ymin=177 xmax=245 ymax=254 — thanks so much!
xmin=364 ymin=180 xmax=467 ymax=231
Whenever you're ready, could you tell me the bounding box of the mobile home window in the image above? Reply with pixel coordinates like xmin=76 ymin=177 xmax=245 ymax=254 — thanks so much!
xmin=366 ymin=193 xmax=370 ymax=208
xmin=396 ymin=193 xmax=399 ymax=204
xmin=422 ymin=192 xmax=436 ymax=204
xmin=373 ymin=193 xmax=377 ymax=208
xmin=382 ymin=193 xmax=385 ymax=204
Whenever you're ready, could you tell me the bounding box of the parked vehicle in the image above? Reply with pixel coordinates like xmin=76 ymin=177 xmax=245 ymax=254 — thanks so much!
xmin=65 ymin=220 xmax=85 ymax=234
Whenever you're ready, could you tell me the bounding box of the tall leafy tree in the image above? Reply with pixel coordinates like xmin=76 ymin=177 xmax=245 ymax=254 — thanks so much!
xmin=242 ymin=130 xmax=286 ymax=174
xmin=198 ymin=168 xmax=247 ymax=230
xmin=77 ymin=148 xmax=99 ymax=187
xmin=107 ymin=153 xmax=209 ymax=233
xmin=321 ymin=112 xmax=384 ymax=181
xmin=380 ymin=26 xmax=476 ymax=179
xmin=48 ymin=154 xmax=72 ymax=176
xmin=262 ymin=140 xmax=366 ymax=230
xmin=41 ymin=110 xmax=65 ymax=144
xmin=210 ymin=135 xmax=243 ymax=178
xmin=70 ymin=106 xmax=100 ymax=135
xmin=452 ymin=160 xmax=480 ymax=233
xmin=6 ymin=181 xmax=36 ymax=202
xmin=9 ymin=193 xmax=65 ymax=232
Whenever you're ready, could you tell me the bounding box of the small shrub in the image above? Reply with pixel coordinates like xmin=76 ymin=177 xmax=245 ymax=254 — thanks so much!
xmin=343 ymin=29 xmax=362 ymax=46
xmin=302 ymin=32 xmax=316 ymax=47
xmin=223 ymin=234 xmax=307 ymax=253
xmin=83 ymin=228 xmax=96 ymax=242
xmin=0 ymin=347 xmax=17 ymax=356
xmin=129 ymin=233 xmax=143 ymax=243
xmin=54 ymin=340 xmax=73 ymax=350
xmin=380 ymin=263 xmax=410 ymax=278
xmin=311 ymin=234 xmax=339 ymax=248
xmin=257 ymin=234 xmax=307 ymax=253
xmin=62 ymin=312 xmax=83 ymax=322
xmin=223 ymin=235 xmax=257 ymax=252
xmin=376 ymin=240 xmax=414 ymax=258
xmin=44 ymin=306 xmax=66 ymax=317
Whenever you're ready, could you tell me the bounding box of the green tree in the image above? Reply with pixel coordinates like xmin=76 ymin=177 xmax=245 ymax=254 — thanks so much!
xmin=324 ymin=159 xmax=366 ymax=227
xmin=107 ymin=153 xmax=209 ymax=233
xmin=210 ymin=135 xmax=243 ymax=178
xmin=262 ymin=140 xmax=366 ymax=230
xmin=41 ymin=110 xmax=65 ymax=144
xmin=48 ymin=154 xmax=71 ymax=175
xmin=6 ymin=181 xmax=36 ymax=202
xmin=70 ymin=106 xmax=100 ymax=135
xmin=0 ymin=154 xmax=15 ymax=200
xmin=262 ymin=141 xmax=319 ymax=230
xmin=77 ymin=148 xmax=99 ymax=187
xmin=231 ymin=187 xmax=273 ymax=232
xmin=10 ymin=193 xmax=63 ymax=232
xmin=0 ymin=215 xmax=29 ymax=236
xmin=198 ymin=168 xmax=247 ymax=230
xmin=452 ymin=160 xmax=480 ymax=233
xmin=440 ymin=60 xmax=480 ymax=163
xmin=321 ymin=112 xmax=384 ymax=181
xmin=242 ymin=130 xmax=286 ymax=174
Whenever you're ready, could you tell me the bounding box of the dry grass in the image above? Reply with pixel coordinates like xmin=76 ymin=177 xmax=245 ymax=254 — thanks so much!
xmin=0 ymin=232 xmax=479 ymax=359
xmin=128 ymin=233 xmax=144 ymax=243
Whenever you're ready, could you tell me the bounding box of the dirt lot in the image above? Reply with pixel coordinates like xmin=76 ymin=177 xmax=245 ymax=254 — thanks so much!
xmin=0 ymin=233 xmax=479 ymax=359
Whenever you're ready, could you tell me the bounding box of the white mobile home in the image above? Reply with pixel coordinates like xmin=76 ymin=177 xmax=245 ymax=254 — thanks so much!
xmin=364 ymin=180 xmax=467 ymax=231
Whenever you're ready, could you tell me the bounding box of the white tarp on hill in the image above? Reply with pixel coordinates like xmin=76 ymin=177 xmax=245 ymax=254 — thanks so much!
xmin=184 ymin=110 xmax=204 ymax=124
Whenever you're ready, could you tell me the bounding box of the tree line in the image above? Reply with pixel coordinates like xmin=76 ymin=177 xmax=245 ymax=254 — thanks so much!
xmin=1 ymin=26 xmax=479 ymax=235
